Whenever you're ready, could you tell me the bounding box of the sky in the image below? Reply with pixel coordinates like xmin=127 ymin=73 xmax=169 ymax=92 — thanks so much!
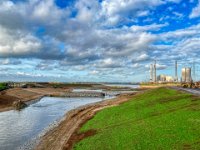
xmin=0 ymin=0 xmax=200 ymax=82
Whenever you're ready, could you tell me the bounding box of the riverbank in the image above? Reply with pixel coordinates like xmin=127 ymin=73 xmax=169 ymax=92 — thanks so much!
xmin=71 ymin=87 xmax=200 ymax=150
xmin=0 ymin=88 xmax=70 ymax=112
xmin=0 ymin=83 xmax=138 ymax=112
xmin=35 ymin=92 xmax=137 ymax=150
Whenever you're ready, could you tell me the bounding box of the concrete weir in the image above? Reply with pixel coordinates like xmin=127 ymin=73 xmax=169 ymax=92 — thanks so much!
xmin=61 ymin=92 xmax=105 ymax=97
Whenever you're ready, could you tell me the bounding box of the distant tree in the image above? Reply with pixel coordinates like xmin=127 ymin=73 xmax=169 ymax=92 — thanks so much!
xmin=0 ymin=83 xmax=7 ymax=91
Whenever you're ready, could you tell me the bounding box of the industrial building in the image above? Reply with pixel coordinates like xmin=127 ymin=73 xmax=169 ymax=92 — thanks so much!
xmin=181 ymin=68 xmax=192 ymax=82
xmin=149 ymin=60 xmax=195 ymax=83
xmin=175 ymin=60 xmax=178 ymax=82
xmin=149 ymin=60 xmax=174 ymax=83
xmin=149 ymin=61 xmax=157 ymax=82
xmin=157 ymin=74 xmax=166 ymax=82
xmin=157 ymin=74 xmax=174 ymax=82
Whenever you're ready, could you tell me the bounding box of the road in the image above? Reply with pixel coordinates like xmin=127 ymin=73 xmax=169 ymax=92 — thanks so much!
xmin=171 ymin=87 xmax=200 ymax=96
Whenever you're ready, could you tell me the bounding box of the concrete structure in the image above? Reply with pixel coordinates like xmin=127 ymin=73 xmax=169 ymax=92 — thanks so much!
xmin=157 ymin=74 xmax=174 ymax=82
xmin=175 ymin=60 xmax=178 ymax=82
xmin=181 ymin=68 xmax=192 ymax=82
xmin=154 ymin=60 xmax=157 ymax=82
xmin=193 ymin=61 xmax=196 ymax=82
xmin=150 ymin=61 xmax=157 ymax=82
xmin=157 ymin=74 xmax=166 ymax=82
xmin=150 ymin=64 xmax=153 ymax=82
xmin=166 ymin=76 xmax=174 ymax=82
xmin=61 ymin=92 xmax=105 ymax=97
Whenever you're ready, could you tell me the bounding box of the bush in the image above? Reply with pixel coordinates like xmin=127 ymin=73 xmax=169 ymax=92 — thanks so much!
xmin=0 ymin=83 xmax=7 ymax=91
xmin=12 ymin=100 xmax=27 ymax=110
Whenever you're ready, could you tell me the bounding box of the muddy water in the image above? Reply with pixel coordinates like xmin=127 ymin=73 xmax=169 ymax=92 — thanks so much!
xmin=0 ymin=96 xmax=112 ymax=150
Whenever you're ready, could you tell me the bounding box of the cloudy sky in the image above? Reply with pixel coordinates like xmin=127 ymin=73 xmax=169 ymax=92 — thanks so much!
xmin=0 ymin=0 xmax=200 ymax=82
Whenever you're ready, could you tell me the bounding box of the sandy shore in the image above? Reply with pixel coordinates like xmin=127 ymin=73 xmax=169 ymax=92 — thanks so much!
xmin=35 ymin=92 xmax=138 ymax=150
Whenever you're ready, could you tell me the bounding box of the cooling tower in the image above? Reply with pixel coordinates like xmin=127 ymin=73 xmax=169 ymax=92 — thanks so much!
xmin=181 ymin=68 xmax=192 ymax=82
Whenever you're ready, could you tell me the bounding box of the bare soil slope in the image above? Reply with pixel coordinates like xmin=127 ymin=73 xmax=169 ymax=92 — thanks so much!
xmin=0 ymin=88 xmax=69 ymax=112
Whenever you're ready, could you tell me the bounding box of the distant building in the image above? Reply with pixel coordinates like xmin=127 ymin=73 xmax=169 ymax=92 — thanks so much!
xmin=174 ymin=60 xmax=178 ymax=82
xmin=181 ymin=68 xmax=192 ymax=82
xmin=149 ymin=61 xmax=157 ymax=82
xmin=157 ymin=74 xmax=166 ymax=82
xmin=7 ymin=82 xmax=26 ymax=88
xmin=157 ymin=74 xmax=174 ymax=82
xmin=150 ymin=64 xmax=153 ymax=82
xmin=165 ymin=76 xmax=174 ymax=82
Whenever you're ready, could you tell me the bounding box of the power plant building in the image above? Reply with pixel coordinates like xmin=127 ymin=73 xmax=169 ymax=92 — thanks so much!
xmin=150 ymin=64 xmax=153 ymax=82
xmin=157 ymin=74 xmax=166 ymax=82
xmin=148 ymin=60 xmax=196 ymax=83
xmin=149 ymin=61 xmax=157 ymax=82
xmin=181 ymin=68 xmax=192 ymax=82
xmin=175 ymin=60 xmax=178 ymax=82
xmin=157 ymin=74 xmax=174 ymax=82
xmin=166 ymin=76 xmax=174 ymax=82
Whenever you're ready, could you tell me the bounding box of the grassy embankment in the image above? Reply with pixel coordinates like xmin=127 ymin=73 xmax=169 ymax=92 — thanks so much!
xmin=74 ymin=88 xmax=200 ymax=150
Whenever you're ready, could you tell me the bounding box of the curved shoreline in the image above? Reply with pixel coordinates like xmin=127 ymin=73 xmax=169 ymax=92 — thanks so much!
xmin=0 ymin=95 xmax=44 ymax=112
xmin=0 ymin=87 xmax=71 ymax=112
xmin=35 ymin=93 xmax=137 ymax=150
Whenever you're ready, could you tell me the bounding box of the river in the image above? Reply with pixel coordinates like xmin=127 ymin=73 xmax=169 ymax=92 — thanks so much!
xmin=0 ymin=96 xmax=112 ymax=150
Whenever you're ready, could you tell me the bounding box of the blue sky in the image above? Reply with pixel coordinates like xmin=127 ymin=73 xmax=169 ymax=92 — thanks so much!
xmin=0 ymin=0 xmax=200 ymax=82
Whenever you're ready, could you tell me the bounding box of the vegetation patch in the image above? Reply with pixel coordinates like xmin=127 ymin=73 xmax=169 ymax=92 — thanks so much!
xmin=0 ymin=83 xmax=7 ymax=91
xmin=12 ymin=100 xmax=27 ymax=110
xmin=74 ymin=88 xmax=200 ymax=150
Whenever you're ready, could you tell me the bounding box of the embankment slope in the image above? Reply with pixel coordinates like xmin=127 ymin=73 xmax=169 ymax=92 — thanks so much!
xmin=35 ymin=93 xmax=136 ymax=150
xmin=73 ymin=88 xmax=200 ymax=150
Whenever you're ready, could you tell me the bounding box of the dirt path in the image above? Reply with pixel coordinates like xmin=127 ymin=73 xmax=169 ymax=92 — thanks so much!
xmin=35 ymin=93 xmax=136 ymax=150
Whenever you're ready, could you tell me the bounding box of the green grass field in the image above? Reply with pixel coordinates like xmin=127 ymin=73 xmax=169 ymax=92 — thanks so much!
xmin=74 ymin=88 xmax=200 ymax=150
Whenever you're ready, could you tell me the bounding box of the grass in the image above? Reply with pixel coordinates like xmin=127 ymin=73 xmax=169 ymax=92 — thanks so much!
xmin=0 ymin=83 xmax=7 ymax=91
xmin=73 ymin=87 xmax=200 ymax=150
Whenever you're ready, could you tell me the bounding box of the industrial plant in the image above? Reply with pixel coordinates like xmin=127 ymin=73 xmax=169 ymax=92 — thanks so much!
xmin=181 ymin=68 xmax=192 ymax=82
xmin=149 ymin=60 xmax=193 ymax=84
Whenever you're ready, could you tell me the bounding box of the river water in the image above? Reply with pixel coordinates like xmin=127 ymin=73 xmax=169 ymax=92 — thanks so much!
xmin=0 ymin=96 xmax=112 ymax=150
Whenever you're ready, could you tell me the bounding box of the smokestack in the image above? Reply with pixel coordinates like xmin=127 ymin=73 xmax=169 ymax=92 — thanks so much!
xmin=175 ymin=60 xmax=178 ymax=82
xmin=154 ymin=60 xmax=157 ymax=82
xmin=184 ymin=68 xmax=186 ymax=82
xmin=150 ymin=64 xmax=153 ymax=82
xmin=193 ymin=61 xmax=195 ymax=82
